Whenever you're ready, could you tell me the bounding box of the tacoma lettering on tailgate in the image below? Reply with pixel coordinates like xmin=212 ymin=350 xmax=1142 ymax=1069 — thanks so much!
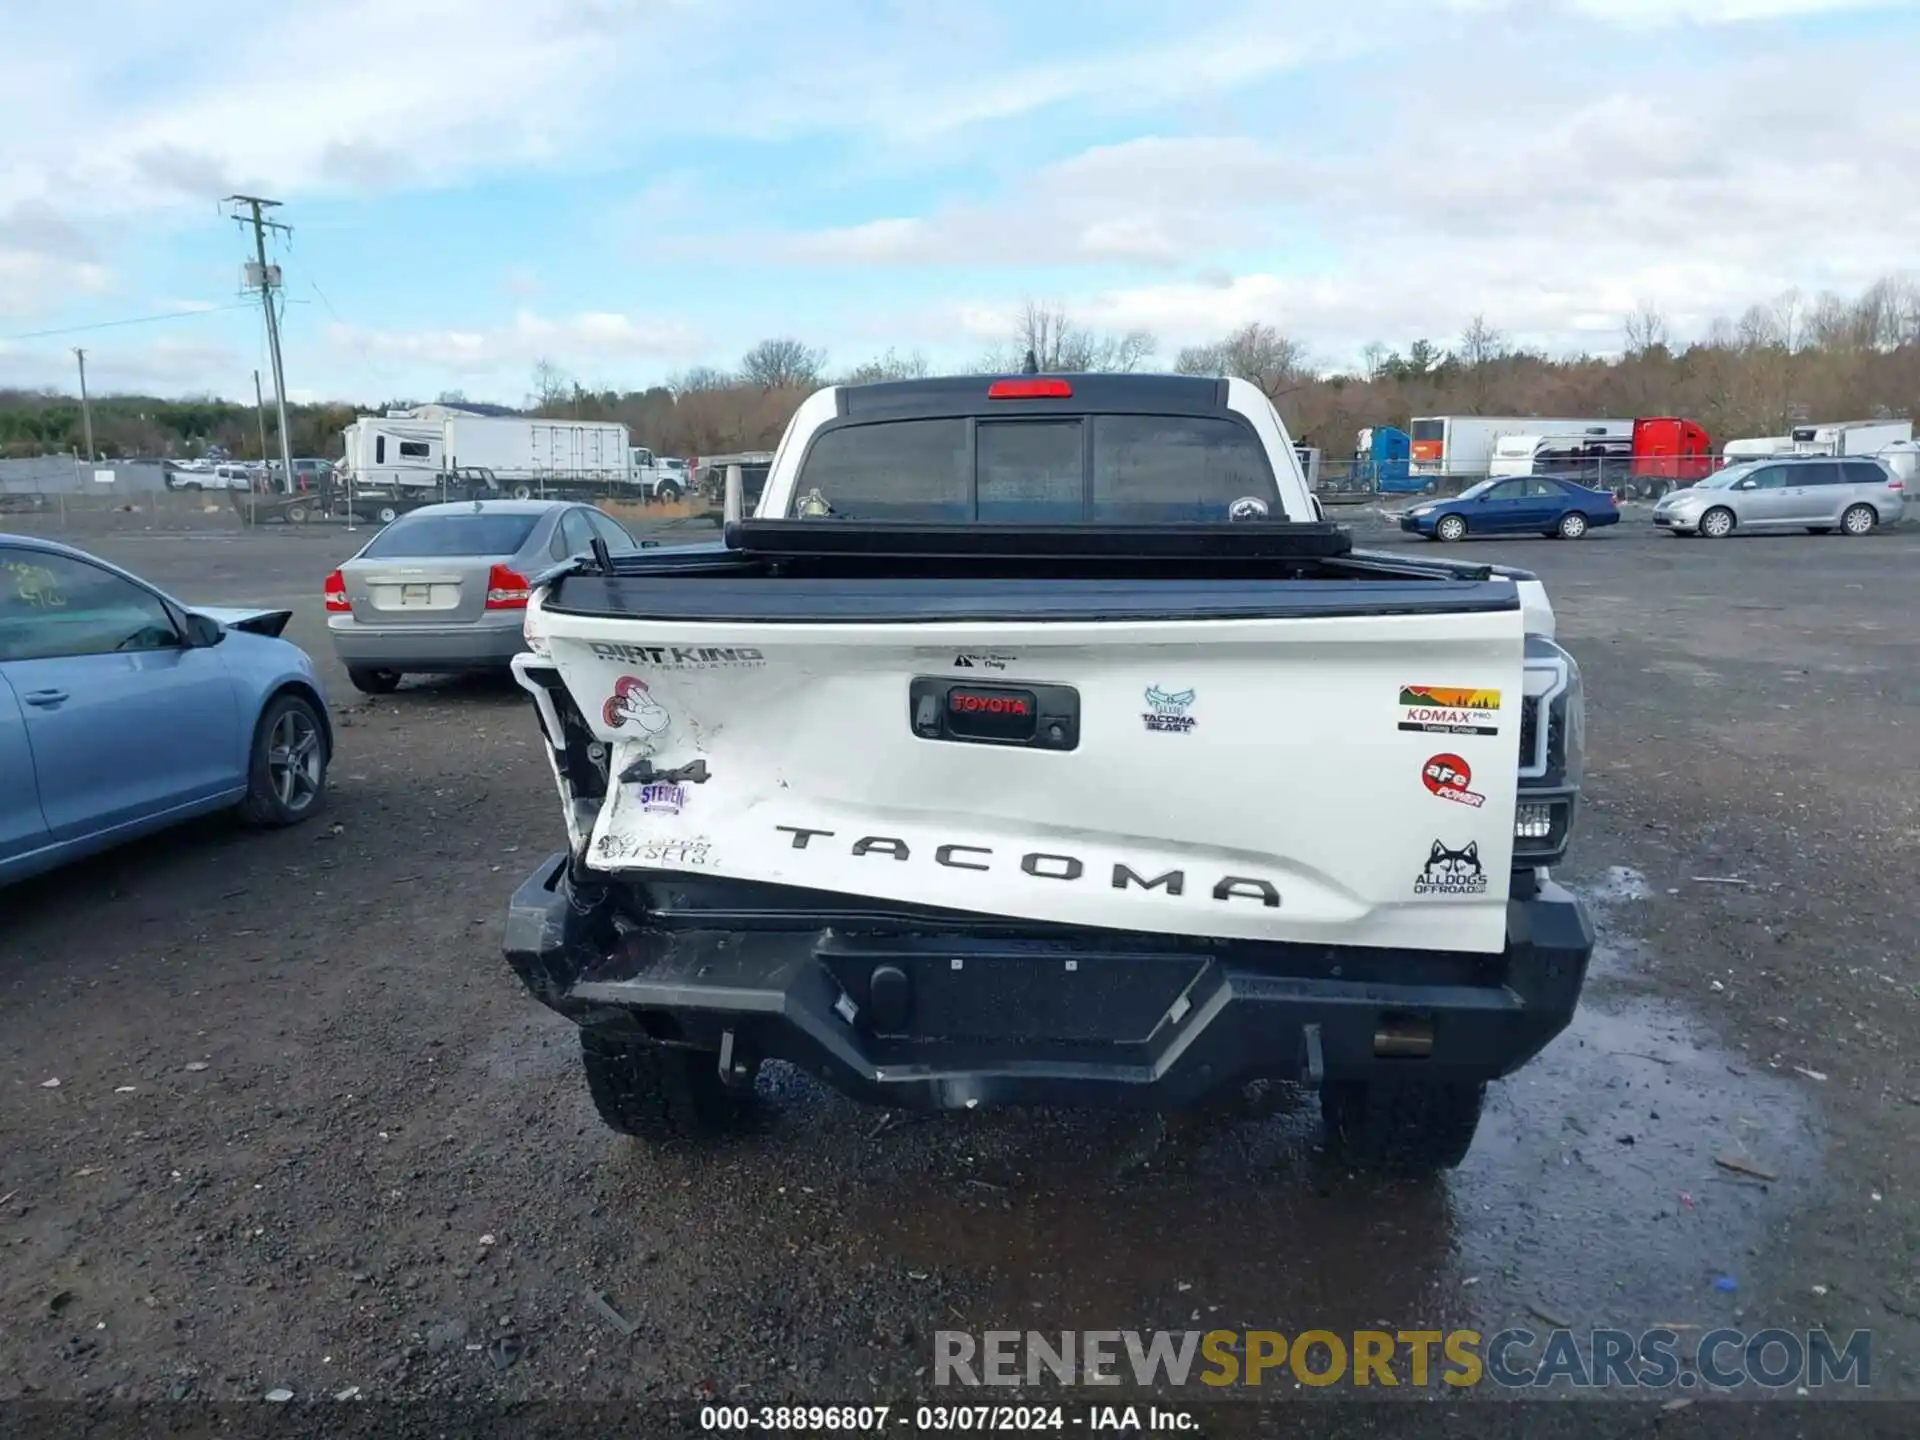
xmin=774 ymin=826 xmax=1280 ymax=907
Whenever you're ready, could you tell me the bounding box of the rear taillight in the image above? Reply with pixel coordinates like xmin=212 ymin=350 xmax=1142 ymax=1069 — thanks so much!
xmin=324 ymin=569 xmax=350 ymax=613
xmin=1890 ymin=479 xmax=1903 ymax=491
xmin=486 ymin=564 xmax=531 ymax=609
xmin=1608 ymin=492 xmax=1619 ymax=506
xmin=988 ymin=378 xmax=1072 ymax=399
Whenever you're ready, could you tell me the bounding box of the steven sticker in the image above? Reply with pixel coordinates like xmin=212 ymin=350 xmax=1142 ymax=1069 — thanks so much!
xmin=1398 ymin=684 xmax=1501 ymax=737
xmin=1422 ymin=752 xmax=1486 ymax=808
xmin=635 ymin=781 xmax=687 ymax=815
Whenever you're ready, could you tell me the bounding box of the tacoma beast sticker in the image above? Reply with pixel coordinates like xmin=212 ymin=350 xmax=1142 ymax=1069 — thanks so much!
xmin=1422 ymin=753 xmax=1486 ymax=808
xmin=1413 ymin=840 xmax=1487 ymax=896
xmin=602 ymin=676 xmax=672 ymax=738
xmin=587 ymin=641 xmax=765 ymax=668
xmin=1142 ymin=685 xmax=1196 ymax=734
xmin=774 ymin=825 xmax=1278 ymax=907
xmin=1398 ymin=684 xmax=1501 ymax=737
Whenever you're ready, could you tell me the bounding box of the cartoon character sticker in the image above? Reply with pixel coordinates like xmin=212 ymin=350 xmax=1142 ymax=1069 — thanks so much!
xmin=1143 ymin=685 xmax=1196 ymax=734
xmin=603 ymin=676 xmax=671 ymax=738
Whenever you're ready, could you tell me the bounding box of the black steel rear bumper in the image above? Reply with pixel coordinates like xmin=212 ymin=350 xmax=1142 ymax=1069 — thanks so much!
xmin=503 ymin=855 xmax=1594 ymax=1111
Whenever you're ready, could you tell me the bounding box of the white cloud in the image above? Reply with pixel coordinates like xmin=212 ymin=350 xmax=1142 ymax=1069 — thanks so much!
xmin=324 ymin=310 xmax=702 ymax=378
xmin=785 ymin=34 xmax=1920 ymax=365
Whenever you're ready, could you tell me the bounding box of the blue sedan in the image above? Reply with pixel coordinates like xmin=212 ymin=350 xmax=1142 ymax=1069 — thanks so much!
xmin=1399 ymin=475 xmax=1621 ymax=542
xmin=1 ymin=534 xmax=333 ymax=886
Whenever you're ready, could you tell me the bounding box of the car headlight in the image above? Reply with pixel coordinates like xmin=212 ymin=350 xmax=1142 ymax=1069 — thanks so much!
xmin=1406 ymin=506 xmax=1433 ymax=517
xmin=1514 ymin=635 xmax=1583 ymax=866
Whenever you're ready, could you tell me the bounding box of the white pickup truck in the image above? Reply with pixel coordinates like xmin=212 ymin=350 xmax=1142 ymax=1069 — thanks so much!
xmin=503 ymin=373 xmax=1592 ymax=1171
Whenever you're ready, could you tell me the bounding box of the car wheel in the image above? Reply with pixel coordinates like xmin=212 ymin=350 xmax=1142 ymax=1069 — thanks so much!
xmin=1841 ymin=503 xmax=1877 ymax=536
xmin=184 ymin=481 xmax=203 ymax=491
xmin=347 ymin=667 xmax=402 ymax=695
xmin=1556 ymin=511 xmax=1588 ymax=540
xmin=1321 ymin=1077 xmax=1486 ymax=1172
xmin=237 ymin=692 xmax=328 ymax=828
xmin=375 ymin=504 xmax=399 ymax=524
xmin=579 ymin=1029 xmax=751 ymax=1142
xmin=1807 ymin=526 xmax=1834 ymax=535
xmin=1434 ymin=513 xmax=1467 ymax=542
xmin=510 ymin=482 xmax=535 ymax=500
xmin=285 ymin=501 xmax=310 ymax=524
xmin=1699 ymin=506 xmax=1735 ymax=538
xmin=656 ymin=481 xmax=682 ymax=504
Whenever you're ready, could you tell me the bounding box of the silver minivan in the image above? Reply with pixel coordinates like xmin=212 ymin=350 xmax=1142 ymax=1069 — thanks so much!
xmin=1652 ymin=456 xmax=1905 ymax=538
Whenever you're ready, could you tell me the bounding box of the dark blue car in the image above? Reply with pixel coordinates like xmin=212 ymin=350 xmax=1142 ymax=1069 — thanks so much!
xmin=1398 ymin=474 xmax=1621 ymax=542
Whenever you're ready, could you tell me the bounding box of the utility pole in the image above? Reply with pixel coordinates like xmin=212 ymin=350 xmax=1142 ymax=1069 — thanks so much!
xmin=228 ymin=195 xmax=296 ymax=494
xmin=74 ymin=348 xmax=96 ymax=462
xmin=253 ymin=369 xmax=271 ymax=463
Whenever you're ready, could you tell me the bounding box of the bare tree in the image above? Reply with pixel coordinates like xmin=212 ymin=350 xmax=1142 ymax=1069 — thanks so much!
xmin=528 ymin=358 xmax=571 ymax=412
xmin=1173 ymin=321 xmax=1310 ymax=400
xmin=1622 ymin=301 xmax=1669 ymax=356
xmin=841 ymin=348 xmax=932 ymax=384
xmin=1457 ymin=314 xmax=1508 ymax=369
xmin=985 ymin=300 xmax=1157 ymax=373
xmin=739 ymin=337 xmax=826 ymax=390
xmin=669 ymin=365 xmax=736 ymax=394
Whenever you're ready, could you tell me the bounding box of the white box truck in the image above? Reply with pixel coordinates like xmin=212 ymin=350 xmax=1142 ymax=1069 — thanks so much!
xmin=443 ymin=416 xmax=631 ymax=498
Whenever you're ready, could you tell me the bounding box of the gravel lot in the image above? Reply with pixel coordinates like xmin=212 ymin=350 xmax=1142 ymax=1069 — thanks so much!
xmin=2 ymin=508 xmax=1917 ymax=1425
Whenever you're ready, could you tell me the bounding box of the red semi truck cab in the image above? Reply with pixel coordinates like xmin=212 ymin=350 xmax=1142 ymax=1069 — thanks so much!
xmin=1632 ymin=417 xmax=1712 ymax=482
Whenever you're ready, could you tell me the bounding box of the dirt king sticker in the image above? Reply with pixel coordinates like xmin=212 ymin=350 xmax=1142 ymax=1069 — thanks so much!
xmin=589 ymin=642 xmax=764 ymax=669
xmin=1414 ymin=839 xmax=1488 ymax=896
xmin=1422 ymin=752 xmax=1486 ymax=808
xmin=1399 ymin=684 xmax=1500 ymax=737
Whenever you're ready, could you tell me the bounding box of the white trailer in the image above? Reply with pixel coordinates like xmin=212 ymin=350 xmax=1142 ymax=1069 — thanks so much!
xmin=1409 ymin=415 xmax=1630 ymax=483
xmin=1787 ymin=419 xmax=1914 ymax=457
xmin=338 ymin=417 xmax=447 ymax=491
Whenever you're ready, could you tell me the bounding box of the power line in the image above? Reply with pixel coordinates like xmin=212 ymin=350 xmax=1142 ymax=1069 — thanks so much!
xmin=1 ymin=302 xmax=255 ymax=344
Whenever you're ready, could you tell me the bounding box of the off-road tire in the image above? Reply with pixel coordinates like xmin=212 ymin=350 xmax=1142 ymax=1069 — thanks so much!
xmin=1699 ymin=506 xmax=1735 ymax=538
xmin=1841 ymin=503 xmax=1877 ymax=537
xmin=347 ymin=667 xmax=403 ymax=695
xmin=1556 ymin=511 xmax=1588 ymax=539
xmin=579 ymin=1029 xmax=749 ymax=1142
xmin=1320 ymin=1077 xmax=1486 ymax=1172
xmin=1434 ymin=514 xmax=1467 ymax=542
xmin=237 ymin=692 xmax=328 ymax=828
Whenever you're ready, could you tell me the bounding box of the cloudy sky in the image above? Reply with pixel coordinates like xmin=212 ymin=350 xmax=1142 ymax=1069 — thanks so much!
xmin=2 ymin=0 xmax=1916 ymax=403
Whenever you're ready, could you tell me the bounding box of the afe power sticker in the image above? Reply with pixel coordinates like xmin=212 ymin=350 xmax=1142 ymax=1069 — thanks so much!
xmin=1398 ymin=685 xmax=1501 ymax=737
xmin=1422 ymin=752 xmax=1486 ymax=808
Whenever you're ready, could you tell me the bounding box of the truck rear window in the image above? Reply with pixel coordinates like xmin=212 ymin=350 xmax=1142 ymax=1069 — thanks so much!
xmin=791 ymin=414 xmax=1278 ymax=521
xmin=360 ymin=514 xmax=541 ymax=558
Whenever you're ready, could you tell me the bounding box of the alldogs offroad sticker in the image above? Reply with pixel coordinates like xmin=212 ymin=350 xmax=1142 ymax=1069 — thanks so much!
xmin=1413 ymin=840 xmax=1488 ymax=897
xmin=1399 ymin=685 xmax=1501 ymax=737
xmin=1422 ymin=752 xmax=1486 ymax=808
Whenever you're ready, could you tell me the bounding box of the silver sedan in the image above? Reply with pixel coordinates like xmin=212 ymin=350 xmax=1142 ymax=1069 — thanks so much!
xmin=323 ymin=499 xmax=641 ymax=694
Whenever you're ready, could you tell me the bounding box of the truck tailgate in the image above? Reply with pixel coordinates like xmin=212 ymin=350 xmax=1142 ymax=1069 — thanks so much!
xmin=539 ymin=601 xmax=1527 ymax=955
